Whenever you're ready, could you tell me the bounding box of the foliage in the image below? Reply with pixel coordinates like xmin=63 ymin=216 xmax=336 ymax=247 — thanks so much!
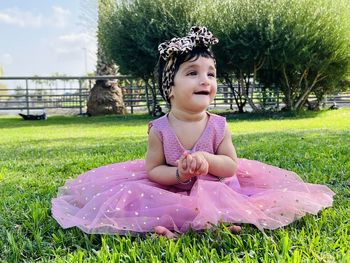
xmin=199 ymin=0 xmax=272 ymax=112
xmin=100 ymin=0 xmax=195 ymax=78
xmin=265 ymin=0 xmax=350 ymax=110
xmin=97 ymin=0 xmax=350 ymax=112
xmin=96 ymin=0 xmax=119 ymax=76
xmin=99 ymin=0 xmax=197 ymax=113
xmin=0 ymin=109 xmax=349 ymax=261
xmin=201 ymin=0 xmax=350 ymax=111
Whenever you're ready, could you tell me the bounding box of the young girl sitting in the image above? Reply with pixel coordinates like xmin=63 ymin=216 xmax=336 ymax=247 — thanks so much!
xmin=52 ymin=26 xmax=334 ymax=238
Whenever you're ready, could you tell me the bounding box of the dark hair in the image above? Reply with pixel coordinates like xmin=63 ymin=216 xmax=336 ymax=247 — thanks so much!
xmin=156 ymin=46 xmax=216 ymax=103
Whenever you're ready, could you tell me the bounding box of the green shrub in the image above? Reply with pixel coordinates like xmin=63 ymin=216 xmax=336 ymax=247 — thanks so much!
xmin=99 ymin=0 xmax=195 ymax=112
xmin=202 ymin=0 xmax=350 ymax=110
xmin=100 ymin=0 xmax=350 ymax=111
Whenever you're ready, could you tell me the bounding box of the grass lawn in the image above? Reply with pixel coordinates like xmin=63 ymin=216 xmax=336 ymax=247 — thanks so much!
xmin=0 ymin=109 xmax=349 ymax=262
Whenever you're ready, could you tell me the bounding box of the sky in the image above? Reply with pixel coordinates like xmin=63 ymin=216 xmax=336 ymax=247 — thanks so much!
xmin=0 ymin=0 xmax=98 ymax=76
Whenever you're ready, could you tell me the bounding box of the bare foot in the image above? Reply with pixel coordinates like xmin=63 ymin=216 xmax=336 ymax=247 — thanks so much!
xmin=154 ymin=226 xmax=178 ymax=239
xmin=227 ymin=225 xmax=242 ymax=234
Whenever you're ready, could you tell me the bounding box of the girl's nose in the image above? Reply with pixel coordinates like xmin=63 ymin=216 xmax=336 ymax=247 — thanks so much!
xmin=199 ymin=75 xmax=209 ymax=86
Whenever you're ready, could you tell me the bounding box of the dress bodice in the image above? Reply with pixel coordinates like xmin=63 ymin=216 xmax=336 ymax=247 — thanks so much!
xmin=149 ymin=113 xmax=226 ymax=166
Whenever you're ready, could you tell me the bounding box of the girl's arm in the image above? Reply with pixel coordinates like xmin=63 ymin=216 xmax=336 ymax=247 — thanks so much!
xmin=145 ymin=127 xmax=192 ymax=185
xmin=206 ymin=124 xmax=238 ymax=177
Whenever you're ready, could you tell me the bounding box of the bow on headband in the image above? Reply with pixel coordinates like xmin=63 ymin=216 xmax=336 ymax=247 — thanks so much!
xmin=158 ymin=26 xmax=218 ymax=103
xmin=158 ymin=26 xmax=219 ymax=60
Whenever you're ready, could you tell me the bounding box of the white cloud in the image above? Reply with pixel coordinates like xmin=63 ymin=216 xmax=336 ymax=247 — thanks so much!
xmin=53 ymin=32 xmax=91 ymax=54
xmin=48 ymin=6 xmax=70 ymax=28
xmin=49 ymin=32 xmax=97 ymax=71
xmin=0 ymin=53 xmax=13 ymax=65
xmin=0 ymin=6 xmax=70 ymax=29
xmin=0 ymin=8 xmax=42 ymax=28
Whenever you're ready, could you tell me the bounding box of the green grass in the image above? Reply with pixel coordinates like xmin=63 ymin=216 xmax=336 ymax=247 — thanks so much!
xmin=0 ymin=109 xmax=349 ymax=262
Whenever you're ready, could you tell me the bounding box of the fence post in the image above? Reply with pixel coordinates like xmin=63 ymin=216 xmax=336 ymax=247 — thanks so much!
xmin=130 ymin=80 xmax=134 ymax=114
xmin=79 ymin=78 xmax=82 ymax=115
xmin=25 ymin=78 xmax=29 ymax=115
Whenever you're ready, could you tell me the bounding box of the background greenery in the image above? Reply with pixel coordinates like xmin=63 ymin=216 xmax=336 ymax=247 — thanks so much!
xmin=99 ymin=0 xmax=350 ymax=111
xmin=202 ymin=0 xmax=350 ymax=110
xmin=0 ymin=109 xmax=349 ymax=262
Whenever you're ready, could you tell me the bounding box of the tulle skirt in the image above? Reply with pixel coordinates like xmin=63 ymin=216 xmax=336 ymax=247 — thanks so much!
xmin=51 ymin=158 xmax=334 ymax=234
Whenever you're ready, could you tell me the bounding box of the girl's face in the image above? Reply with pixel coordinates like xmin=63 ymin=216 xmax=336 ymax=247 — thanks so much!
xmin=170 ymin=56 xmax=217 ymax=113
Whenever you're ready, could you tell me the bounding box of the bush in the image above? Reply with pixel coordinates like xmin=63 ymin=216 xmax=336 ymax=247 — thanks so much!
xmin=198 ymin=0 xmax=272 ymax=112
xmin=100 ymin=0 xmax=350 ymax=112
xmin=201 ymin=0 xmax=350 ymax=111
xmin=99 ymin=0 xmax=196 ymax=112
xmin=267 ymin=0 xmax=350 ymax=110
xmin=100 ymin=0 xmax=195 ymax=78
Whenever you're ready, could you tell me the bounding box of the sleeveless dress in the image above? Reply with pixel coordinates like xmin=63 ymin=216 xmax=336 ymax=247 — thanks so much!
xmin=51 ymin=113 xmax=334 ymax=234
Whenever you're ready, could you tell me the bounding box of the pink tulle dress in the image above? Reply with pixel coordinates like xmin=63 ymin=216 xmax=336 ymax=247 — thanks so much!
xmin=51 ymin=113 xmax=334 ymax=234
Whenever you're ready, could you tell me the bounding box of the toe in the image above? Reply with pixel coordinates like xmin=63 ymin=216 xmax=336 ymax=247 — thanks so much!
xmin=228 ymin=225 xmax=242 ymax=234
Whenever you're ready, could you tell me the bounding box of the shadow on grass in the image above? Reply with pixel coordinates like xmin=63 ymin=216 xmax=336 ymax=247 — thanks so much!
xmin=1 ymin=108 xmax=344 ymax=129
xmin=216 ymin=109 xmax=330 ymax=122
xmin=1 ymin=129 xmax=348 ymax=184
xmin=0 ymin=113 xmax=154 ymax=129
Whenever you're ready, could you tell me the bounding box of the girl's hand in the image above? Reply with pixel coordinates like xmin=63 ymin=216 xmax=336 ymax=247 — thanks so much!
xmin=176 ymin=151 xmax=193 ymax=181
xmin=177 ymin=151 xmax=209 ymax=179
xmin=190 ymin=152 xmax=209 ymax=176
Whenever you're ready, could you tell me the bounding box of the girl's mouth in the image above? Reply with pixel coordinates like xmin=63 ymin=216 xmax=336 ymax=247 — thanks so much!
xmin=194 ymin=91 xmax=210 ymax=95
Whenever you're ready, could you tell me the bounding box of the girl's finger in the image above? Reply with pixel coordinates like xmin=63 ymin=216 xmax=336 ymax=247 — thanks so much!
xmin=195 ymin=157 xmax=203 ymax=174
xmin=198 ymin=160 xmax=208 ymax=176
xmin=190 ymin=157 xmax=197 ymax=174
xmin=197 ymin=157 xmax=203 ymax=170
xmin=182 ymin=155 xmax=188 ymax=170
xmin=186 ymin=154 xmax=193 ymax=172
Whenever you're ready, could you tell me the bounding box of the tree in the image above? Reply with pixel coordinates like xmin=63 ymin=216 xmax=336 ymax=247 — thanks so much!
xmin=81 ymin=0 xmax=126 ymax=116
xmin=199 ymin=0 xmax=271 ymax=112
xmin=261 ymin=0 xmax=350 ymax=110
xmin=202 ymin=0 xmax=350 ymax=111
xmin=100 ymin=0 xmax=195 ymax=113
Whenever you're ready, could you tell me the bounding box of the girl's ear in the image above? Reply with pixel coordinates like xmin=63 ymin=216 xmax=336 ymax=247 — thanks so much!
xmin=168 ymin=86 xmax=174 ymax=99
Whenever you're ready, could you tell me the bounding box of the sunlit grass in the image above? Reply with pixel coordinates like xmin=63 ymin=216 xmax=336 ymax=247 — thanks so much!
xmin=0 ymin=109 xmax=349 ymax=262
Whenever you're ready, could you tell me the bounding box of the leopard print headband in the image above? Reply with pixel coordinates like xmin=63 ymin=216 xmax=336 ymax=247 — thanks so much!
xmin=158 ymin=26 xmax=218 ymax=103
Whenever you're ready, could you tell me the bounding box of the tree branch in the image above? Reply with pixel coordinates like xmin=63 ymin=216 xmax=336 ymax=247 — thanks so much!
xmin=294 ymin=72 xmax=326 ymax=109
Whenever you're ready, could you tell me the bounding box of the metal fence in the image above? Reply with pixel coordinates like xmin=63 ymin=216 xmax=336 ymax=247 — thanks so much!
xmin=0 ymin=76 xmax=349 ymax=115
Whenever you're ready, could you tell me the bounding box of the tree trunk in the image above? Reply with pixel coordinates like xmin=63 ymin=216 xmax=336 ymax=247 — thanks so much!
xmin=151 ymin=78 xmax=158 ymax=113
xmin=282 ymin=65 xmax=293 ymax=110
xmin=294 ymin=72 xmax=325 ymax=110
xmin=244 ymin=73 xmax=258 ymax=112
xmin=237 ymin=73 xmax=247 ymax=113
xmin=143 ymin=78 xmax=151 ymax=115
xmin=223 ymin=75 xmax=245 ymax=113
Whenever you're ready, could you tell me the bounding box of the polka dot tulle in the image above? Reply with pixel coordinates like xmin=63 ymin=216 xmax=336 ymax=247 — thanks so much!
xmin=51 ymin=114 xmax=334 ymax=234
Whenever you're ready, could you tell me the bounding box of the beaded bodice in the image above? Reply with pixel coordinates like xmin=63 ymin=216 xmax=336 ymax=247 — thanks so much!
xmin=149 ymin=113 xmax=226 ymax=166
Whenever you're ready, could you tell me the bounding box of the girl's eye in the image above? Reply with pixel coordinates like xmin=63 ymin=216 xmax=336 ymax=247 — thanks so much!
xmin=208 ymin=72 xmax=216 ymax=78
xmin=187 ymin=71 xmax=197 ymax=76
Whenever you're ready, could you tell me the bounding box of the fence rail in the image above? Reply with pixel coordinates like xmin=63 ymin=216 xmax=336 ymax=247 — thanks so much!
xmin=0 ymin=76 xmax=349 ymax=115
